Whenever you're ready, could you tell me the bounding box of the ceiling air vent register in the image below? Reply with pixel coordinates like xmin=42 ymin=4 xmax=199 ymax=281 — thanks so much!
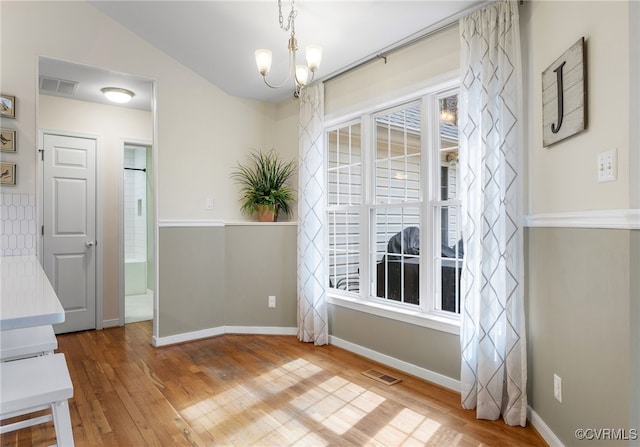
xmin=39 ymin=76 xmax=79 ymax=96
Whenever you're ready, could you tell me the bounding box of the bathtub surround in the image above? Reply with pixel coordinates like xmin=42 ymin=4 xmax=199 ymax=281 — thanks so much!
xmin=124 ymin=145 xmax=150 ymax=297
xmin=0 ymin=192 xmax=37 ymax=257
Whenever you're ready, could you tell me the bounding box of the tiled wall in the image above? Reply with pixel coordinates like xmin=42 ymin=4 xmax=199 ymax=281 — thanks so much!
xmin=0 ymin=192 xmax=37 ymax=256
xmin=124 ymin=147 xmax=147 ymax=261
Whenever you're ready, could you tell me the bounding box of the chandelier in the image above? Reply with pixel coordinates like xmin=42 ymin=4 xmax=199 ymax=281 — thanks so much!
xmin=255 ymin=0 xmax=322 ymax=97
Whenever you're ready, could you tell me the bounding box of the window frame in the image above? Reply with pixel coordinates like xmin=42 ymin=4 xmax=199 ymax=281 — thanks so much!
xmin=325 ymin=78 xmax=462 ymax=336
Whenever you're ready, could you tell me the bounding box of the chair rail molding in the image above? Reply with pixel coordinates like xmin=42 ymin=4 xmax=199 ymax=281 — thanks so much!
xmin=158 ymin=220 xmax=298 ymax=227
xmin=524 ymin=209 xmax=640 ymax=230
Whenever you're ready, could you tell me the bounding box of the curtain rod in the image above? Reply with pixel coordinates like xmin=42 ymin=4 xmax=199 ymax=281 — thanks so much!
xmin=321 ymin=0 xmax=495 ymax=84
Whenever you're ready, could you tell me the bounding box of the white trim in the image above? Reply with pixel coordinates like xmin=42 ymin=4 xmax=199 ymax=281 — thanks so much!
xmin=150 ymin=79 xmax=160 ymax=347
xmin=102 ymin=318 xmax=120 ymax=329
xmin=158 ymin=220 xmax=299 ymax=228
xmin=225 ymin=326 xmax=298 ymax=336
xmin=159 ymin=220 xmax=225 ymax=228
xmin=328 ymin=295 xmax=460 ymax=336
xmin=528 ymin=406 xmax=565 ymax=447
xmin=524 ymin=209 xmax=640 ymax=230
xmin=152 ymin=326 xmax=225 ymax=347
xmin=223 ymin=221 xmax=298 ymax=226
xmin=329 ymin=335 xmax=461 ymax=392
xmin=151 ymin=326 xmax=297 ymax=347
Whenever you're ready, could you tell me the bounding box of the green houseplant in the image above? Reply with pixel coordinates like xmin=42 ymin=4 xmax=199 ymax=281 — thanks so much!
xmin=231 ymin=149 xmax=296 ymax=222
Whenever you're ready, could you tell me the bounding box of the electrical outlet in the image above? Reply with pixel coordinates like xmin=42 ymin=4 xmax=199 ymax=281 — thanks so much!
xmin=553 ymin=373 xmax=562 ymax=403
xmin=268 ymin=295 xmax=276 ymax=308
xmin=206 ymin=197 xmax=214 ymax=210
xmin=597 ymin=149 xmax=617 ymax=183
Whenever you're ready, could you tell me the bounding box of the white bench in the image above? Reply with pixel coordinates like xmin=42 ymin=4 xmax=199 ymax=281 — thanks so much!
xmin=0 ymin=325 xmax=58 ymax=361
xmin=0 ymin=353 xmax=74 ymax=446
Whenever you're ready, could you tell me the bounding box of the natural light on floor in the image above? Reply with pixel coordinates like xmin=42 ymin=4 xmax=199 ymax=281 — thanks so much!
xmin=180 ymin=358 xmax=445 ymax=446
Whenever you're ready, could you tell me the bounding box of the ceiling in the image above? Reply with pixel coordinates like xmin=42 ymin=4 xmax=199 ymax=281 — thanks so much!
xmin=39 ymin=57 xmax=154 ymax=111
xmin=39 ymin=1 xmax=486 ymax=108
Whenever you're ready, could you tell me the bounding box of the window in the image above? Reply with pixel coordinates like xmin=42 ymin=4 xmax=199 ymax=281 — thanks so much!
xmin=327 ymin=85 xmax=462 ymax=328
xmin=372 ymin=103 xmax=422 ymax=305
xmin=327 ymin=123 xmax=361 ymax=293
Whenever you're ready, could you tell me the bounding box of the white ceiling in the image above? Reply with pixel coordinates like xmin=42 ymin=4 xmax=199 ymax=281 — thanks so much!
xmin=39 ymin=1 xmax=486 ymax=108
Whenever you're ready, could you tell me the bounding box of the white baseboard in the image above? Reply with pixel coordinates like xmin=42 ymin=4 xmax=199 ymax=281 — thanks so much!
xmin=102 ymin=319 xmax=120 ymax=328
xmin=225 ymin=326 xmax=298 ymax=336
xmin=328 ymin=335 xmax=461 ymax=392
xmin=528 ymin=406 xmax=564 ymax=447
xmin=153 ymin=326 xmax=225 ymax=347
xmin=152 ymin=326 xmax=297 ymax=347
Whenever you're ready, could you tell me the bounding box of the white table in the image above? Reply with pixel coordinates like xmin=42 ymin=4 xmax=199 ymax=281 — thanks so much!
xmin=0 ymin=256 xmax=65 ymax=331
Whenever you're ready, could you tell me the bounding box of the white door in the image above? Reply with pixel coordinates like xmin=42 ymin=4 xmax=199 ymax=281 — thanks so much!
xmin=43 ymin=133 xmax=97 ymax=333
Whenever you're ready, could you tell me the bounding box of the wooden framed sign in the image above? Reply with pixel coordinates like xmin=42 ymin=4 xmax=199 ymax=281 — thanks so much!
xmin=542 ymin=37 xmax=587 ymax=147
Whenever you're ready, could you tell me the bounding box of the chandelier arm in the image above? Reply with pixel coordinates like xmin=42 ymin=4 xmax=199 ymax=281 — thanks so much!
xmin=262 ymin=48 xmax=296 ymax=89
xmin=258 ymin=0 xmax=319 ymax=98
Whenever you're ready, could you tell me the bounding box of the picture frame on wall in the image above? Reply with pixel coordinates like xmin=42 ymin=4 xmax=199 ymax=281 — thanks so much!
xmin=542 ymin=37 xmax=587 ymax=147
xmin=0 ymin=128 xmax=16 ymax=152
xmin=0 ymin=94 xmax=16 ymax=119
xmin=0 ymin=162 xmax=16 ymax=185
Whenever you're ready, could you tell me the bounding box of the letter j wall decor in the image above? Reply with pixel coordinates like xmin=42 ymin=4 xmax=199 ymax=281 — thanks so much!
xmin=542 ymin=37 xmax=587 ymax=147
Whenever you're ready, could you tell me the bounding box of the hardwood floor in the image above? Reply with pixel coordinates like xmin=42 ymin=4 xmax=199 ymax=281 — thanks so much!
xmin=1 ymin=322 xmax=547 ymax=446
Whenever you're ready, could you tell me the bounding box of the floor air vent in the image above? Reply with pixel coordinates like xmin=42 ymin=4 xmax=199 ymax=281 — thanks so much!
xmin=361 ymin=369 xmax=402 ymax=385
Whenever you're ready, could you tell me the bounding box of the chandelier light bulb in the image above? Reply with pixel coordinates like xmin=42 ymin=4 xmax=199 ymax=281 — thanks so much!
xmin=305 ymin=45 xmax=322 ymax=72
xmin=295 ymin=65 xmax=310 ymax=86
xmin=255 ymin=49 xmax=273 ymax=76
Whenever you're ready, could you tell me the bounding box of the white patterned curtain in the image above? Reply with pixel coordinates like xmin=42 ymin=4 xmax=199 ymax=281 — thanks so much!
xmin=458 ymin=0 xmax=527 ymax=426
xmin=297 ymin=83 xmax=328 ymax=346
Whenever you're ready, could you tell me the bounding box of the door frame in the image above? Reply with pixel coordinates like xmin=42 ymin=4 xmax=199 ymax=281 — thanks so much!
xmin=37 ymin=129 xmax=104 ymax=330
xmin=118 ymin=138 xmax=153 ymax=327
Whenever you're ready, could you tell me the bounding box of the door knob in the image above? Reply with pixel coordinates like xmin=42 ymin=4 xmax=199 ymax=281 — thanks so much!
xmin=85 ymin=240 xmax=96 ymax=247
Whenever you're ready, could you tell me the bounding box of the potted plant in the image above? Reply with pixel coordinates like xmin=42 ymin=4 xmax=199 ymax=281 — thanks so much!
xmin=231 ymin=149 xmax=296 ymax=222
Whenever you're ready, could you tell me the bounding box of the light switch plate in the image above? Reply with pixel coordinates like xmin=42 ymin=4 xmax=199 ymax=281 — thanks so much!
xmin=597 ymin=149 xmax=617 ymax=183
xmin=553 ymin=373 xmax=562 ymax=403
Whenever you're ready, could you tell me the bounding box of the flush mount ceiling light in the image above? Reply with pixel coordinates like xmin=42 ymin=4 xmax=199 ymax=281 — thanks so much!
xmin=101 ymin=87 xmax=135 ymax=103
xmin=255 ymin=0 xmax=322 ymax=98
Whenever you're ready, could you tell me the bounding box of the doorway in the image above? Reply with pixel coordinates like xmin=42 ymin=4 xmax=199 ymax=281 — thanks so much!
xmin=37 ymin=56 xmax=157 ymax=337
xmin=123 ymin=143 xmax=153 ymax=324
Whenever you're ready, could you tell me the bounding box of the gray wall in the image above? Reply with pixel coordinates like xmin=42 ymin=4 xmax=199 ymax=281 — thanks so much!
xmin=225 ymin=225 xmax=297 ymax=327
xmin=526 ymin=227 xmax=634 ymax=446
xmin=158 ymin=224 xmax=297 ymax=338
xmin=328 ymin=306 xmax=460 ymax=379
xmin=159 ymin=227 xmax=226 ymax=336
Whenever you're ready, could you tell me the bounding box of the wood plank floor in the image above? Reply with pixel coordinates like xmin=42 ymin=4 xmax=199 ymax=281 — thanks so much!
xmin=1 ymin=322 xmax=547 ymax=446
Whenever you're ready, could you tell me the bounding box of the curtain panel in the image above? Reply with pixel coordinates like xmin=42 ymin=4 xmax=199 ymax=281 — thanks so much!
xmin=297 ymin=83 xmax=328 ymax=346
xmin=458 ymin=0 xmax=527 ymax=426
